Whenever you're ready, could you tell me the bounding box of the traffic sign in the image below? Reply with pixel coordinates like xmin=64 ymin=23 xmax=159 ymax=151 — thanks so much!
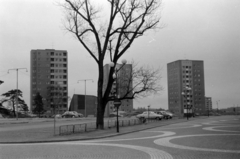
xmin=114 ymin=99 xmax=121 ymax=107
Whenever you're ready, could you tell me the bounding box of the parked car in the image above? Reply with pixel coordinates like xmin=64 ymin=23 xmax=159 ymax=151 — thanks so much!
xmin=155 ymin=111 xmax=169 ymax=119
xmin=62 ymin=111 xmax=83 ymax=118
xmin=27 ymin=113 xmax=37 ymax=118
xmin=52 ymin=114 xmax=62 ymax=118
xmin=155 ymin=111 xmax=173 ymax=119
xmin=62 ymin=113 xmax=78 ymax=118
xmin=109 ymin=113 xmax=123 ymax=117
xmin=125 ymin=111 xmax=142 ymax=117
xmin=136 ymin=111 xmax=163 ymax=120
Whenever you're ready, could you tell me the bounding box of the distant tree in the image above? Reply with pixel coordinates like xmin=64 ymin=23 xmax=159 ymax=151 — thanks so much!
xmin=18 ymin=98 xmax=29 ymax=112
xmin=1 ymin=89 xmax=28 ymax=117
xmin=32 ymin=92 xmax=44 ymax=117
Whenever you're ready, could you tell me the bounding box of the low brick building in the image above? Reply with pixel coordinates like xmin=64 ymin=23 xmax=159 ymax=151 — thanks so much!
xmin=69 ymin=94 xmax=97 ymax=117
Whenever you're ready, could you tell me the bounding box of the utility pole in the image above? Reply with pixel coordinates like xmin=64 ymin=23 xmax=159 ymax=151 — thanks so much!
xmin=77 ymin=79 xmax=93 ymax=117
xmin=8 ymin=68 xmax=28 ymax=120
xmin=216 ymin=100 xmax=220 ymax=113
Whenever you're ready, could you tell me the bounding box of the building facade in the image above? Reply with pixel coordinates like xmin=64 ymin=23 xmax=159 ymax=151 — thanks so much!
xmin=167 ymin=60 xmax=205 ymax=116
xmin=103 ymin=63 xmax=133 ymax=117
xmin=30 ymin=49 xmax=68 ymax=114
xmin=69 ymin=94 xmax=97 ymax=117
xmin=205 ymin=97 xmax=212 ymax=112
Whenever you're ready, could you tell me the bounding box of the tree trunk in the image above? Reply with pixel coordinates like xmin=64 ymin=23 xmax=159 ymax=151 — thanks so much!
xmin=12 ymin=101 xmax=16 ymax=117
xmin=96 ymin=62 xmax=105 ymax=129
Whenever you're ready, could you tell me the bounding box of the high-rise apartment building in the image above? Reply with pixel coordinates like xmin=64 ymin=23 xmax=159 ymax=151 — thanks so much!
xmin=167 ymin=60 xmax=205 ymax=116
xmin=103 ymin=63 xmax=133 ymax=116
xmin=30 ymin=49 xmax=68 ymax=114
xmin=205 ymin=97 xmax=212 ymax=112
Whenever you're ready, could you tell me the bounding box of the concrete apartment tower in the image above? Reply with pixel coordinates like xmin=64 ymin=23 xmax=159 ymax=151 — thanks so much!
xmin=167 ymin=60 xmax=205 ymax=116
xmin=103 ymin=63 xmax=133 ymax=117
xmin=205 ymin=97 xmax=212 ymax=112
xmin=30 ymin=49 xmax=68 ymax=114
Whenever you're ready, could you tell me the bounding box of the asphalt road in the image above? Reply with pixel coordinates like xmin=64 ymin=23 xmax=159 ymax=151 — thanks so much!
xmin=0 ymin=115 xmax=239 ymax=159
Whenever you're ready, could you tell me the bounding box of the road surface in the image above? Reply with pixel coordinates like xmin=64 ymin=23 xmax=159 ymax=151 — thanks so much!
xmin=0 ymin=115 xmax=239 ymax=159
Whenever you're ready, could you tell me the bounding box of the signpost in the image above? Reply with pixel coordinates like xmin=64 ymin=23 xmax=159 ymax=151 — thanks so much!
xmin=114 ymin=99 xmax=121 ymax=133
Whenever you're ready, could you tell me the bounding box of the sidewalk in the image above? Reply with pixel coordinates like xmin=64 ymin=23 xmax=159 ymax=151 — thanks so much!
xmin=0 ymin=117 xmax=95 ymax=125
xmin=0 ymin=117 xmax=205 ymax=144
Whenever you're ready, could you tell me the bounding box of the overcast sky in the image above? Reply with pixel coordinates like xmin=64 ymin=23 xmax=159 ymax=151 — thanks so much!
xmin=0 ymin=0 xmax=240 ymax=110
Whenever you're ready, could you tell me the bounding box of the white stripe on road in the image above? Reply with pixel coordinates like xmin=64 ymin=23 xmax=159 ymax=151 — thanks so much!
xmin=203 ymin=125 xmax=240 ymax=132
xmin=154 ymin=134 xmax=240 ymax=153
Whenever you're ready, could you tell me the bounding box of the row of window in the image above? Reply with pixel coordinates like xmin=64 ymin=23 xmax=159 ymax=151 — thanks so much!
xmin=50 ymin=104 xmax=67 ymax=108
xmin=50 ymin=63 xmax=67 ymax=67
xmin=32 ymin=58 xmax=67 ymax=61
xmin=33 ymin=52 xmax=67 ymax=56
xmin=49 ymin=93 xmax=68 ymax=97
xmin=50 ymin=58 xmax=67 ymax=62
xmin=50 ymin=52 xmax=67 ymax=56
xmin=32 ymin=69 xmax=67 ymax=73
xmin=50 ymin=75 xmax=67 ymax=79
xmin=50 ymin=68 xmax=67 ymax=73
xmin=183 ymin=70 xmax=192 ymax=74
xmin=32 ymin=81 xmax=67 ymax=85
xmin=182 ymin=66 xmax=191 ymax=69
xmin=33 ymin=63 xmax=67 ymax=67
xmin=32 ymin=87 xmax=67 ymax=91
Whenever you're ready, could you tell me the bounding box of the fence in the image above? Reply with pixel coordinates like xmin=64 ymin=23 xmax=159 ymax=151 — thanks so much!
xmin=59 ymin=118 xmax=148 ymax=135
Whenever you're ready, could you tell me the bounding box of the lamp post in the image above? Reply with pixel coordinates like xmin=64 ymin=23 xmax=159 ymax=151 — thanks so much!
xmin=147 ymin=105 xmax=150 ymax=123
xmin=182 ymin=86 xmax=191 ymax=120
xmin=206 ymin=97 xmax=209 ymax=117
xmin=78 ymin=79 xmax=94 ymax=117
xmin=208 ymin=105 xmax=209 ymax=117
xmin=53 ymin=82 xmax=63 ymax=136
xmin=109 ymin=59 xmax=127 ymax=133
xmin=216 ymin=100 xmax=220 ymax=113
xmin=8 ymin=68 xmax=28 ymax=120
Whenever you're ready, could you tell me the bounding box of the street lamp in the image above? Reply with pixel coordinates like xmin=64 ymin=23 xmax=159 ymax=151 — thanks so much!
xmin=216 ymin=100 xmax=220 ymax=113
xmin=182 ymin=86 xmax=191 ymax=120
xmin=147 ymin=105 xmax=150 ymax=123
xmin=8 ymin=68 xmax=28 ymax=120
xmin=109 ymin=59 xmax=127 ymax=133
xmin=78 ymin=79 xmax=94 ymax=117
xmin=52 ymin=82 xmax=63 ymax=136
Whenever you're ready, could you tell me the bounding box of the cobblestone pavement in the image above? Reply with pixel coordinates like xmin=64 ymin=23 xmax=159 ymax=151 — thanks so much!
xmin=0 ymin=116 xmax=239 ymax=159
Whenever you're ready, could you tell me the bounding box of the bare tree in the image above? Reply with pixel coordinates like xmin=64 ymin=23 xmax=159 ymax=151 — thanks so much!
xmin=61 ymin=0 xmax=162 ymax=129
xmin=119 ymin=61 xmax=163 ymax=100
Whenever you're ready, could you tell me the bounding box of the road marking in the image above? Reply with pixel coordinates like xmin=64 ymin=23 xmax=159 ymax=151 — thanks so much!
xmin=62 ymin=142 xmax=173 ymax=159
xmin=156 ymin=124 xmax=202 ymax=130
xmin=76 ymin=131 xmax=176 ymax=143
xmin=0 ymin=142 xmax=173 ymax=159
xmin=154 ymin=134 xmax=240 ymax=153
xmin=203 ymin=125 xmax=240 ymax=132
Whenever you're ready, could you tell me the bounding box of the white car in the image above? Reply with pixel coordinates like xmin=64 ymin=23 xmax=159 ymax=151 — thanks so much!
xmin=136 ymin=111 xmax=163 ymax=120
